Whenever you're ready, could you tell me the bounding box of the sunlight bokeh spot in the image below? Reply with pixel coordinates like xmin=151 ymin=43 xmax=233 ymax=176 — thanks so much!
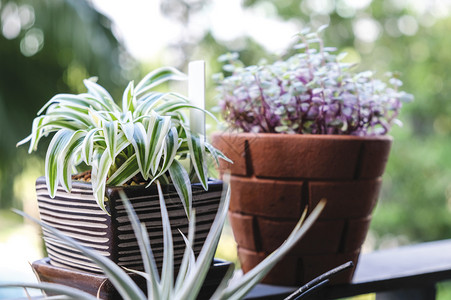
xmin=1 ymin=2 xmax=21 ymax=39
xmin=18 ymin=5 xmax=34 ymax=30
xmin=20 ymin=27 xmax=43 ymax=57
xmin=398 ymin=15 xmax=419 ymax=36
xmin=352 ymin=17 xmax=381 ymax=43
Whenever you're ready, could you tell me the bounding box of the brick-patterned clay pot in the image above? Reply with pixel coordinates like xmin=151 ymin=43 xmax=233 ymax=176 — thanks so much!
xmin=35 ymin=177 xmax=223 ymax=274
xmin=212 ymin=132 xmax=392 ymax=286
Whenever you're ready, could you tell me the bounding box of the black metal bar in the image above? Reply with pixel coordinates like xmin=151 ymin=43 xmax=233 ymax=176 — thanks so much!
xmin=284 ymin=261 xmax=354 ymax=300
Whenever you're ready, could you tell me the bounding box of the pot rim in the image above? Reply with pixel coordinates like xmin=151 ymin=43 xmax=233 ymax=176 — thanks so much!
xmin=212 ymin=131 xmax=393 ymax=142
xmin=35 ymin=176 xmax=223 ymax=191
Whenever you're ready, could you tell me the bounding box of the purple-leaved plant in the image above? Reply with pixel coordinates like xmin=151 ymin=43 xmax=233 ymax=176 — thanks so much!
xmin=214 ymin=26 xmax=413 ymax=136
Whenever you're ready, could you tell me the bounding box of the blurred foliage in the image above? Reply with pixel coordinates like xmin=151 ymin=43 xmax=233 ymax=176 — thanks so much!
xmin=184 ymin=0 xmax=451 ymax=245
xmin=0 ymin=0 xmax=137 ymax=208
xmin=2 ymin=0 xmax=451 ymax=247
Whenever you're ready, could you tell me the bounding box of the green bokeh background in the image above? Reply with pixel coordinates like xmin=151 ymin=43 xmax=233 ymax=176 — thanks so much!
xmin=1 ymin=0 xmax=451 ymax=298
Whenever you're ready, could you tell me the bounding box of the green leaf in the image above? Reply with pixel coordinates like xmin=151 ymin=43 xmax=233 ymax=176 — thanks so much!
xmin=205 ymin=142 xmax=233 ymax=166
xmin=153 ymin=94 xmax=218 ymax=123
xmin=145 ymin=126 xmax=179 ymax=187
xmin=88 ymin=108 xmax=105 ymax=128
xmin=122 ymin=81 xmax=136 ymax=113
xmin=176 ymin=182 xmax=231 ymax=300
xmin=156 ymin=181 xmax=174 ymax=300
xmin=184 ymin=127 xmax=208 ymax=190
xmin=83 ymin=79 xmax=120 ymax=112
xmin=58 ymin=130 xmax=86 ymax=192
xmin=0 ymin=282 xmax=98 ymax=300
xmin=168 ymin=160 xmax=192 ymax=217
xmin=135 ymin=67 xmax=187 ymax=97
xmin=45 ymin=130 xmax=75 ymax=198
xmin=38 ymin=118 xmax=81 ymax=132
xmin=130 ymin=122 xmax=149 ymax=179
xmin=15 ymin=133 xmax=32 ymax=149
xmin=100 ymin=111 xmax=121 ymax=122
xmin=162 ymin=127 xmax=179 ymax=171
xmin=174 ymin=213 xmax=196 ymax=293
xmin=121 ymin=119 xmax=135 ymax=142
xmin=46 ymin=109 xmax=91 ymax=127
xmin=120 ymin=192 xmax=161 ymax=299
xmin=107 ymin=154 xmax=140 ymax=186
xmin=16 ymin=115 xmax=44 ymax=153
xmin=148 ymin=115 xmax=171 ymax=176
xmin=91 ymin=151 xmax=113 ymax=212
xmin=218 ymin=200 xmax=326 ymax=300
xmin=37 ymin=94 xmax=94 ymax=115
xmin=103 ymin=120 xmax=119 ymax=161
xmin=81 ymin=128 xmax=101 ymax=164
xmin=133 ymin=92 xmax=165 ymax=118
xmin=132 ymin=112 xmax=171 ymax=178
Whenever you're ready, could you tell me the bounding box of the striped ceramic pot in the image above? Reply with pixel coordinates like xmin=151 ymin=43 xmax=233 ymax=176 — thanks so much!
xmin=212 ymin=132 xmax=392 ymax=286
xmin=35 ymin=176 xmax=223 ymax=274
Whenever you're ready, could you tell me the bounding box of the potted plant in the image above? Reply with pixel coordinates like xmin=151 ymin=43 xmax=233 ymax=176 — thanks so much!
xmin=212 ymin=26 xmax=413 ymax=286
xmin=3 ymin=179 xmax=351 ymax=299
xmin=17 ymin=65 xmax=230 ymax=274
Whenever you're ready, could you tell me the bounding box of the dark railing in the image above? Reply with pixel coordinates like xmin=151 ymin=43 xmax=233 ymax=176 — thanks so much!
xmin=245 ymin=239 xmax=451 ymax=300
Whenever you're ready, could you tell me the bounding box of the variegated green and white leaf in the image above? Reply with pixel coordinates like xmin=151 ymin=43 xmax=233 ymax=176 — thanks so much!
xmin=184 ymin=126 xmax=208 ymax=190
xmin=88 ymin=108 xmax=104 ymax=128
xmin=83 ymin=79 xmax=120 ymax=112
xmin=130 ymin=122 xmax=149 ymax=179
xmin=145 ymin=127 xmax=179 ymax=188
xmin=38 ymin=118 xmax=81 ymax=132
xmin=107 ymin=154 xmax=140 ymax=186
xmin=149 ymin=92 xmax=189 ymax=113
xmin=148 ymin=115 xmax=171 ymax=176
xmin=217 ymin=200 xmax=326 ymax=300
xmin=174 ymin=213 xmax=196 ymax=293
xmin=16 ymin=115 xmax=44 ymax=152
xmin=81 ymin=128 xmax=101 ymax=164
xmin=135 ymin=67 xmax=187 ymax=97
xmin=91 ymin=151 xmax=113 ymax=212
xmin=133 ymin=92 xmax=165 ymax=118
xmin=58 ymin=130 xmax=86 ymax=192
xmin=205 ymin=142 xmax=233 ymax=167
xmin=120 ymin=192 xmax=161 ymax=299
xmin=120 ymin=119 xmax=135 ymax=142
xmin=80 ymin=93 xmax=117 ymax=112
xmin=156 ymin=181 xmax=175 ymax=299
xmin=0 ymin=282 xmax=98 ymax=300
xmin=45 ymin=109 xmax=91 ymax=128
xmin=122 ymin=81 xmax=136 ymax=113
xmin=99 ymin=111 xmax=121 ymax=123
xmin=168 ymin=159 xmax=192 ymax=218
xmin=45 ymin=130 xmax=76 ymax=198
xmin=103 ymin=120 xmax=119 ymax=161
xmin=175 ymin=183 xmax=230 ymax=300
xmin=37 ymin=94 xmax=95 ymax=116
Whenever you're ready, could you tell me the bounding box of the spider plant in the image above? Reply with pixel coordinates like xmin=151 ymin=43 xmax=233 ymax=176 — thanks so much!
xmin=17 ymin=67 xmax=230 ymax=215
xmin=2 ymin=178 xmax=332 ymax=300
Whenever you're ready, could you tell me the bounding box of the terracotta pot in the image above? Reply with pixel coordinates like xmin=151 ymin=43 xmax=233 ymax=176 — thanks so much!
xmin=211 ymin=132 xmax=392 ymax=286
xmin=32 ymin=257 xmax=233 ymax=300
xmin=35 ymin=176 xmax=223 ymax=274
